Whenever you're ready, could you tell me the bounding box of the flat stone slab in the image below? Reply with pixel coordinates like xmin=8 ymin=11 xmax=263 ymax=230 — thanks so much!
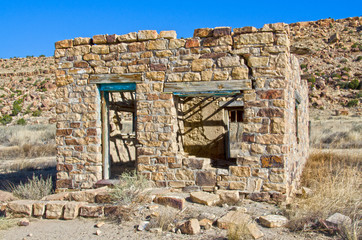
xmin=217 ymin=209 xmax=250 ymax=229
xmin=259 ymin=214 xmax=288 ymax=228
xmin=7 ymin=200 xmax=35 ymax=216
xmin=180 ymin=218 xmax=200 ymax=235
xmin=190 ymin=191 xmax=220 ymax=206
xmin=42 ymin=192 xmax=70 ymax=201
xmin=216 ymin=190 xmax=239 ymax=204
xmin=64 ymin=201 xmax=87 ymax=220
xmin=33 ymin=201 xmax=47 ymax=217
xmin=0 ymin=190 xmax=18 ymax=202
xmin=153 ymin=195 xmax=185 ymax=210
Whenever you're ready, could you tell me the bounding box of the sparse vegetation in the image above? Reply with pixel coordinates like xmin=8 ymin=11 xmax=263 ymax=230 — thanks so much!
xmin=110 ymin=170 xmax=150 ymax=205
xmin=32 ymin=109 xmax=41 ymax=117
xmin=0 ymin=217 xmax=17 ymax=230
xmin=7 ymin=174 xmax=53 ymax=200
xmin=346 ymin=99 xmax=358 ymax=107
xmin=286 ymin=152 xmax=361 ymax=239
xmin=0 ymin=114 xmax=12 ymax=125
xmin=16 ymin=118 xmax=26 ymax=125
xmin=227 ymin=222 xmax=253 ymax=240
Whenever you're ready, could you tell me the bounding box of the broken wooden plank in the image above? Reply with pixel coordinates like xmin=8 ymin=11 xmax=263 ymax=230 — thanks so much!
xmin=101 ymin=91 xmax=110 ymax=180
xmin=90 ymin=73 xmax=142 ymax=84
xmin=164 ymin=80 xmax=252 ymax=93
xmin=173 ymin=90 xmax=240 ymax=97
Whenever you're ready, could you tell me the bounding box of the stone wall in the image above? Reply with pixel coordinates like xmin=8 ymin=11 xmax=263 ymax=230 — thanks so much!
xmin=54 ymin=23 xmax=309 ymax=200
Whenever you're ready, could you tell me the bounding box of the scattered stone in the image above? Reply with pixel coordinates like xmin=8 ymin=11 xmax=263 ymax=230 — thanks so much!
xmin=149 ymin=227 xmax=162 ymax=234
xmin=326 ymin=213 xmax=352 ymax=227
xmin=137 ymin=221 xmax=150 ymax=231
xmin=18 ymin=218 xmax=30 ymax=226
xmin=27 ymin=233 xmax=33 ymax=237
xmin=199 ymin=218 xmax=213 ymax=230
xmin=246 ymin=222 xmax=264 ymax=239
xmin=259 ymin=215 xmax=288 ymax=228
xmin=180 ymin=219 xmax=200 ymax=235
xmin=190 ymin=192 xmax=220 ymax=206
xmin=199 ymin=212 xmax=216 ymax=220
xmin=95 ymin=221 xmax=105 ymax=228
xmin=217 ymin=209 xmax=251 ymax=229
xmin=249 ymin=192 xmax=270 ymax=202
xmin=301 ymin=187 xmax=313 ymax=198
xmin=216 ymin=190 xmax=240 ymax=204
xmin=95 ymin=230 xmax=101 ymax=236
xmin=153 ymin=195 xmax=185 ymax=210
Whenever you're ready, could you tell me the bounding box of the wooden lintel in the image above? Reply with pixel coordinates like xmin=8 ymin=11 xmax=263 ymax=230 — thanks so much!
xmin=89 ymin=73 xmax=142 ymax=84
xmin=218 ymin=100 xmax=244 ymax=107
xmin=164 ymin=80 xmax=252 ymax=93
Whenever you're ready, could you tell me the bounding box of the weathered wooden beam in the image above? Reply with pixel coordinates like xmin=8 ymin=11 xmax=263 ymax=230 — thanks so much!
xmin=218 ymin=100 xmax=244 ymax=107
xmin=101 ymin=92 xmax=110 ymax=180
xmin=174 ymin=90 xmax=240 ymax=97
xmin=164 ymin=80 xmax=252 ymax=93
xmin=89 ymin=73 xmax=142 ymax=84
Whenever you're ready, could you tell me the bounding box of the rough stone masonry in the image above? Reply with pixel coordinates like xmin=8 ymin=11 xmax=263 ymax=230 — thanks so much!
xmin=54 ymin=22 xmax=309 ymax=201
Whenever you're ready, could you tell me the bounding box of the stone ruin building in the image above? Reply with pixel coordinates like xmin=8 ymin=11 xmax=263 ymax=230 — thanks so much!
xmin=54 ymin=23 xmax=309 ymax=201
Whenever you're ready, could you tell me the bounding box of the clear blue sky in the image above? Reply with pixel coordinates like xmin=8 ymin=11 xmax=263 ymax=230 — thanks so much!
xmin=0 ymin=0 xmax=360 ymax=59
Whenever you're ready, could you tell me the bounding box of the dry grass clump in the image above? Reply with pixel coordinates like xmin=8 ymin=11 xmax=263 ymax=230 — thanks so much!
xmin=0 ymin=124 xmax=56 ymax=159
xmin=310 ymin=120 xmax=362 ymax=148
xmin=227 ymin=222 xmax=253 ymax=240
xmin=148 ymin=207 xmax=180 ymax=231
xmin=287 ymin=151 xmax=361 ymax=239
xmin=110 ymin=170 xmax=150 ymax=205
xmin=7 ymin=174 xmax=53 ymax=200
xmin=0 ymin=217 xmax=17 ymax=230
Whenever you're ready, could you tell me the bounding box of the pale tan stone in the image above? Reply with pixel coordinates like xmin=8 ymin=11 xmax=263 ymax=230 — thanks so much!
xmin=232 ymin=66 xmax=249 ymax=79
xmin=147 ymin=39 xmax=168 ymax=50
xmin=111 ymin=66 xmax=127 ymax=74
xmin=63 ymin=201 xmax=87 ymax=220
xmin=7 ymin=200 xmax=34 ymax=216
xmin=83 ymin=53 xmax=100 ymax=61
xmin=259 ymin=215 xmax=288 ymax=228
xmin=91 ymin=45 xmax=110 ymax=54
xmin=217 ymin=209 xmax=250 ymax=229
xmin=247 ymin=56 xmax=269 ymax=67
xmin=201 ymin=70 xmax=213 ymax=81
xmin=213 ymin=70 xmax=229 ymax=80
xmin=55 ymin=39 xmax=73 ymax=49
xmin=159 ymin=30 xmax=177 ymax=39
xmin=45 ymin=201 xmax=67 ymax=219
xmin=229 ymin=181 xmax=246 ymax=190
xmin=216 ymin=190 xmax=239 ymax=204
xmin=146 ymin=72 xmax=165 ymax=81
xmin=169 ymin=39 xmax=186 ymax=49
xmin=217 ymin=56 xmax=241 ymax=67
xmin=33 ymin=201 xmax=46 ymax=217
xmin=117 ymin=32 xmax=137 ymax=42
xmin=191 ymin=59 xmax=213 ymax=71
xmin=190 ymin=191 xmax=220 ymax=206
xmin=167 ymin=73 xmax=183 ymax=82
xmin=234 ymin=32 xmax=273 ymax=45
xmin=92 ymin=35 xmax=107 ymax=44
xmin=138 ymin=30 xmax=158 ymax=41
xmin=183 ymin=72 xmax=201 ymax=81
xmin=155 ymin=50 xmax=173 ymax=57
xmin=230 ymin=166 xmax=251 ymax=177
xmin=74 ymin=37 xmax=91 ymax=46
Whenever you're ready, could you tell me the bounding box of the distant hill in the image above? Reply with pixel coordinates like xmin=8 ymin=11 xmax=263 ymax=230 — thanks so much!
xmin=0 ymin=17 xmax=361 ymax=125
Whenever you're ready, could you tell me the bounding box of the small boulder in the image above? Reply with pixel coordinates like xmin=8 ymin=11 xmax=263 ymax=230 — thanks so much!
xmin=180 ymin=219 xmax=200 ymax=235
xmin=326 ymin=213 xmax=351 ymax=227
xmin=137 ymin=221 xmax=150 ymax=231
xmin=190 ymin=191 xmax=220 ymax=206
xmin=216 ymin=190 xmax=239 ymax=204
xmin=199 ymin=218 xmax=213 ymax=230
xmin=18 ymin=218 xmax=30 ymax=226
xmin=217 ymin=209 xmax=250 ymax=229
xmin=153 ymin=195 xmax=185 ymax=210
xmin=259 ymin=215 xmax=288 ymax=228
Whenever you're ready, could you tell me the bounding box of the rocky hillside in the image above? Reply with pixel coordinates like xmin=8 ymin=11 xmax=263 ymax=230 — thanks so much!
xmin=0 ymin=17 xmax=361 ymax=125
xmin=289 ymin=17 xmax=361 ymax=116
xmin=0 ymin=57 xmax=56 ymax=125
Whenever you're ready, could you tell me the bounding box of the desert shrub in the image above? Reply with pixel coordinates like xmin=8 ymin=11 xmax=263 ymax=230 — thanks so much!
xmin=9 ymin=174 xmax=53 ymax=200
xmin=227 ymin=222 xmax=253 ymax=240
xmin=32 ymin=109 xmax=41 ymax=117
xmin=300 ymin=64 xmax=307 ymax=70
xmin=110 ymin=171 xmax=150 ymax=205
xmin=12 ymin=99 xmax=23 ymax=116
xmin=346 ymin=99 xmax=358 ymax=107
xmin=307 ymin=76 xmax=316 ymax=83
xmin=356 ymin=56 xmax=362 ymax=61
xmin=0 ymin=114 xmax=12 ymax=125
xmin=16 ymin=118 xmax=26 ymax=125
xmin=148 ymin=207 xmax=179 ymax=231
xmin=348 ymin=79 xmax=360 ymax=90
xmin=286 ymin=152 xmax=361 ymax=239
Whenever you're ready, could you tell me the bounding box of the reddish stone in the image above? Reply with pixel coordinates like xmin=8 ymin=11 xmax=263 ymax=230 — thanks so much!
xmin=87 ymin=128 xmax=97 ymax=136
xmin=128 ymin=42 xmax=145 ymax=52
xmin=56 ymin=129 xmax=72 ymax=136
xmin=173 ymin=66 xmax=190 ymax=72
xmin=137 ymin=58 xmax=150 ymax=65
xmin=213 ymin=27 xmax=231 ymax=37
xmin=185 ymin=39 xmax=200 ymax=48
xmin=146 ymin=93 xmax=158 ymax=100
xmin=196 ymin=171 xmax=216 ymax=186
xmin=102 ymin=53 xmax=118 ymax=61
xmin=156 ymin=157 xmax=167 ymax=164
xmin=154 ymin=195 xmax=185 ymax=210
xmin=249 ymin=192 xmax=270 ymax=202
xmin=270 ymin=192 xmax=286 ymax=202
xmin=202 ymin=37 xmax=218 ymax=47
xmin=74 ymin=61 xmax=89 ymax=68
xmin=74 ymin=146 xmax=83 ymax=152
xmin=257 ymin=108 xmax=284 ymax=118
xmin=258 ymin=90 xmax=283 ymax=99
xmin=159 ymin=93 xmax=172 ymax=100
xmin=56 ymin=179 xmax=73 ymax=189
xmin=200 ymin=52 xmax=227 ymax=59
xmin=65 ymin=139 xmax=79 ymax=145
xmin=244 ymin=101 xmax=268 ymax=108
xmin=106 ymin=34 xmax=117 ymax=43
xmin=242 ymin=133 xmax=255 ymax=142
xmin=150 ymin=63 xmax=167 ymax=71
xmin=193 ymin=28 xmax=213 ymax=38
xmin=261 ymin=156 xmax=284 ymax=168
